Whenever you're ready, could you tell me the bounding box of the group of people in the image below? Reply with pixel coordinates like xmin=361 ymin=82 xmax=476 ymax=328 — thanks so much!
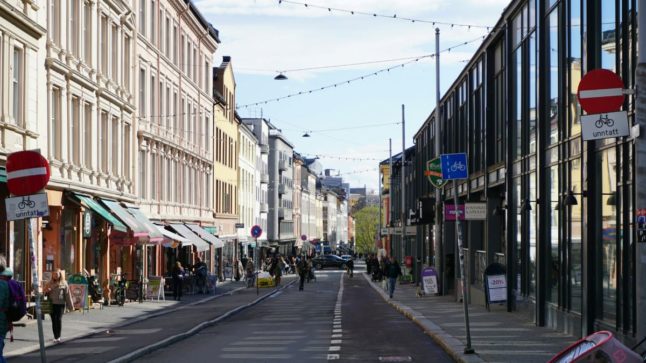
xmin=171 ymin=257 xmax=209 ymax=301
xmin=365 ymin=254 xmax=402 ymax=298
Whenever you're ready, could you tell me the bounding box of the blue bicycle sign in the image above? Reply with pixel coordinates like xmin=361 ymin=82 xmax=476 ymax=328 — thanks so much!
xmin=440 ymin=153 xmax=469 ymax=180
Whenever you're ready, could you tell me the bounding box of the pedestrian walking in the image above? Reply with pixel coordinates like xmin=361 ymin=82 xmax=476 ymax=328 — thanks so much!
xmin=0 ymin=255 xmax=10 ymax=361
xmin=297 ymin=256 xmax=309 ymax=291
xmin=385 ymin=257 xmax=402 ymax=298
xmin=172 ymin=261 xmax=186 ymax=301
xmin=44 ymin=268 xmax=73 ymax=343
xmin=193 ymin=258 xmax=208 ymax=294
xmin=273 ymin=255 xmax=284 ymax=285
xmin=245 ymin=260 xmax=255 ymax=288
xmin=346 ymin=258 xmax=354 ymax=278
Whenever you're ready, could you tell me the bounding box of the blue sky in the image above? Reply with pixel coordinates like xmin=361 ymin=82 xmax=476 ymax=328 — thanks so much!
xmin=197 ymin=0 xmax=509 ymax=191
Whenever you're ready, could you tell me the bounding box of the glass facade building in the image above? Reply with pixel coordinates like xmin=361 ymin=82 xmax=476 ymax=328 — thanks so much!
xmin=410 ymin=0 xmax=639 ymax=342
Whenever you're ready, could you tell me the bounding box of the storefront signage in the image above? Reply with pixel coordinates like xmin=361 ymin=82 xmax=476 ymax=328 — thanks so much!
xmin=5 ymin=193 xmax=49 ymax=221
xmin=465 ymin=203 xmax=487 ymax=220
xmin=486 ymin=274 xmax=507 ymax=303
xmin=83 ymin=210 xmax=92 ymax=238
xmin=421 ymin=267 xmax=439 ymax=295
xmin=235 ymin=223 xmax=244 ymax=229
xmin=581 ymin=111 xmax=629 ymax=141
xmin=146 ymin=276 xmax=164 ymax=300
xmin=444 ymin=204 xmax=465 ymax=221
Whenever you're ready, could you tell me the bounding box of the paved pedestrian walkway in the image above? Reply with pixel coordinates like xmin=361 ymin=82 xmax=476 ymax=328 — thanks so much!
xmin=5 ymin=278 xmax=251 ymax=358
xmin=363 ymin=272 xmax=579 ymax=363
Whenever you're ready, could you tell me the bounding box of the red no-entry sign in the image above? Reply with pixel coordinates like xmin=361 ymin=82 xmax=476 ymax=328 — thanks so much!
xmin=577 ymin=69 xmax=625 ymax=114
xmin=6 ymin=151 xmax=51 ymax=196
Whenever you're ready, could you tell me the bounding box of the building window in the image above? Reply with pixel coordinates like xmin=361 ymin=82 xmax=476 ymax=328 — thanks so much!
xmin=172 ymin=25 xmax=178 ymax=65
xmin=124 ymin=124 xmax=131 ymax=179
xmin=111 ymin=117 xmax=119 ymax=174
xmin=100 ymin=112 xmax=109 ymax=173
xmin=547 ymin=9 xmax=560 ymax=145
xmin=151 ymin=152 xmax=157 ymax=200
xmin=70 ymin=0 xmax=79 ymax=56
xmin=100 ymin=15 xmax=108 ymax=74
xmin=49 ymin=0 xmax=61 ymax=45
xmin=165 ymin=17 xmax=170 ymax=58
xmin=71 ymin=97 xmax=81 ymax=164
xmin=138 ymin=150 xmax=146 ymax=198
xmin=111 ymin=24 xmax=119 ymax=81
xmin=51 ymin=87 xmax=62 ymax=159
xmin=139 ymin=68 xmax=146 ymax=116
xmin=150 ymin=0 xmax=155 ymax=45
xmin=83 ymin=2 xmax=92 ymax=64
xmin=124 ymin=36 xmax=131 ymax=91
xmin=150 ymin=73 xmax=156 ymax=119
xmin=84 ymin=103 xmax=92 ymax=168
xmin=139 ymin=0 xmax=146 ymax=37
xmin=12 ymin=47 xmax=23 ymax=126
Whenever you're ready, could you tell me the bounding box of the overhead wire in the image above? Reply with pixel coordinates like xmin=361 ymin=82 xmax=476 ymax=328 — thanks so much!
xmin=277 ymin=0 xmax=492 ymax=30
xmin=237 ymin=35 xmax=487 ymax=109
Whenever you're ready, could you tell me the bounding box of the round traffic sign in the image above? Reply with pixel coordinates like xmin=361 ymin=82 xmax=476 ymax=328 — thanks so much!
xmin=6 ymin=151 xmax=51 ymax=196
xmin=250 ymin=225 xmax=262 ymax=238
xmin=300 ymin=234 xmax=307 ymax=241
xmin=577 ymin=69 xmax=625 ymax=114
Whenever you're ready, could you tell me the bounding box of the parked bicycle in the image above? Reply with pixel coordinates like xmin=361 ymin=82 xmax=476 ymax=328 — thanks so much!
xmin=110 ymin=273 xmax=127 ymax=306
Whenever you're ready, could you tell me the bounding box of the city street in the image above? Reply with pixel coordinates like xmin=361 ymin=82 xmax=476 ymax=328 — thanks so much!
xmin=139 ymin=263 xmax=452 ymax=362
xmin=8 ymin=264 xmax=453 ymax=362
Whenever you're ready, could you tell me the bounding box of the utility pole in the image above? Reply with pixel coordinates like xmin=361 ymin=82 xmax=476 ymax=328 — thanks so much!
xmin=434 ymin=28 xmax=444 ymax=292
xmin=634 ymin=0 xmax=646 ymax=341
xmin=401 ymin=105 xmax=406 ymax=263
xmin=389 ymin=139 xmax=393 ymax=259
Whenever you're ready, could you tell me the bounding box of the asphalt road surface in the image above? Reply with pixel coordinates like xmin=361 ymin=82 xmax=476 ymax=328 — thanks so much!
xmin=139 ymin=263 xmax=453 ymax=362
xmin=11 ymin=263 xmax=453 ymax=362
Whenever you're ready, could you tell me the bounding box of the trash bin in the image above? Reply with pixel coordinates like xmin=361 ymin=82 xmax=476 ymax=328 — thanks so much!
xmin=548 ymin=331 xmax=642 ymax=363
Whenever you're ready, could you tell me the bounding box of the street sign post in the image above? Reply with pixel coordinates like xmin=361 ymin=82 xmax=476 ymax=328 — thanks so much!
xmin=250 ymin=225 xmax=263 ymax=296
xmin=425 ymin=158 xmax=447 ymax=188
xmin=577 ymin=69 xmax=625 ymax=114
xmin=5 ymin=150 xmax=49 ymax=362
xmin=581 ymin=111 xmax=630 ymax=141
xmin=439 ymin=152 xmax=473 ymax=354
xmin=6 ymin=150 xmax=51 ymax=196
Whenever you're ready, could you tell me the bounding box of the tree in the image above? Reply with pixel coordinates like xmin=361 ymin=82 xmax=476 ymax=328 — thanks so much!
xmin=353 ymin=205 xmax=379 ymax=254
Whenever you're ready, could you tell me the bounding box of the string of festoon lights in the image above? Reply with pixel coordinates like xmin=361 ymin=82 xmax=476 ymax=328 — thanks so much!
xmin=302 ymin=153 xmax=382 ymax=162
xmin=237 ymin=35 xmax=487 ymax=109
xmin=277 ymin=0 xmax=492 ymax=30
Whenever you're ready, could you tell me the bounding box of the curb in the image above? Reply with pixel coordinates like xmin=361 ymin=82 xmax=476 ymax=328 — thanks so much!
xmin=108 ymin=279 xmax=297 ymax=363
xmin=362 ymin=273 xmax=484 ymax=363
xmin=6 ymin=282 xmax=246 ymax=358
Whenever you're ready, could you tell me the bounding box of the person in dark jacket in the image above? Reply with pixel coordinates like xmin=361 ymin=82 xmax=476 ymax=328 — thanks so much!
xmin=385 ymin=257 xmax=402 ymax=298
xmin=172 ymin=261 xmax=185 ymax=301
xmin=346 ymin=258 xmax=354 ymax=278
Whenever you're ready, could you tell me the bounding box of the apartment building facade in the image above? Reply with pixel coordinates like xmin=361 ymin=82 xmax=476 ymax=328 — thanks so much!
xmin=238 ymin=121 xmax=258 ymax=258
xmin=241 ymin=118 xmax=269 ymax=248
xmin=213 ymin=56 xmax=239 ymax=269
xmin=268 ymin=124 xmax=294 ymax=255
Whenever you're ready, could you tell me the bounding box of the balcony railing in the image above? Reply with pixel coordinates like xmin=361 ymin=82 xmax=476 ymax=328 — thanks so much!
xmin=260 ymin=144 xmax=269 ymax=154
xmin=278 ymin=160 xmax=288 ymax=171
xmin=260 ymin=174 xmax=269 ymax=184
xmin=260 ymin=203 xmax=268 ymax=213
xmin=278 ymin=184 xmax=286 ymax=195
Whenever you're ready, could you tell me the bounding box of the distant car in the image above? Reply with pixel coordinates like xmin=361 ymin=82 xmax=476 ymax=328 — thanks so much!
xmin=340 ymin=255 xmax=353 ymax=261
xmin=312 ymin=255 xmax=347 ymax=270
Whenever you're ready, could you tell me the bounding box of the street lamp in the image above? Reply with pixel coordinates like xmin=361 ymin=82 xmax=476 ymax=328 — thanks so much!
xmin=274 ymin=72 xmax=288 ymax=80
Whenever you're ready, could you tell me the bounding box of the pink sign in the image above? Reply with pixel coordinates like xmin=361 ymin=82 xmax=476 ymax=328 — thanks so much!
xmin=444 ymin=204 xmax=465 ymax=221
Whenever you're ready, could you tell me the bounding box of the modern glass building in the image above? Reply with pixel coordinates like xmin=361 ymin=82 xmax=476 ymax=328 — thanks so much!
xmin=410 ymin=0 xmax=640 ymax=343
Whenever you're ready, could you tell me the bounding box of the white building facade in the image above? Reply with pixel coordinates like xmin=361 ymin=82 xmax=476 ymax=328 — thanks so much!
xmin=241 ymin=118 xmax=269 ymax=246
xmin=238 ymin=122 xmax=258 ymax=257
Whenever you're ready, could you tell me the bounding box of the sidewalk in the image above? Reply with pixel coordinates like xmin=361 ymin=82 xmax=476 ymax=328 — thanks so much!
xmin=363 ymin=273 xmax=579 ymax=363
xmin=5 ymin=279 xmax=248 ymax=358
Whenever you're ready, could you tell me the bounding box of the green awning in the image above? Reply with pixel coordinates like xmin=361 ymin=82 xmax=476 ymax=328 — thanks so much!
xmin=0 ymin=167 xmax=6 ymax=183
xmin=73 ymin=193 xmax=127 ymax=233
